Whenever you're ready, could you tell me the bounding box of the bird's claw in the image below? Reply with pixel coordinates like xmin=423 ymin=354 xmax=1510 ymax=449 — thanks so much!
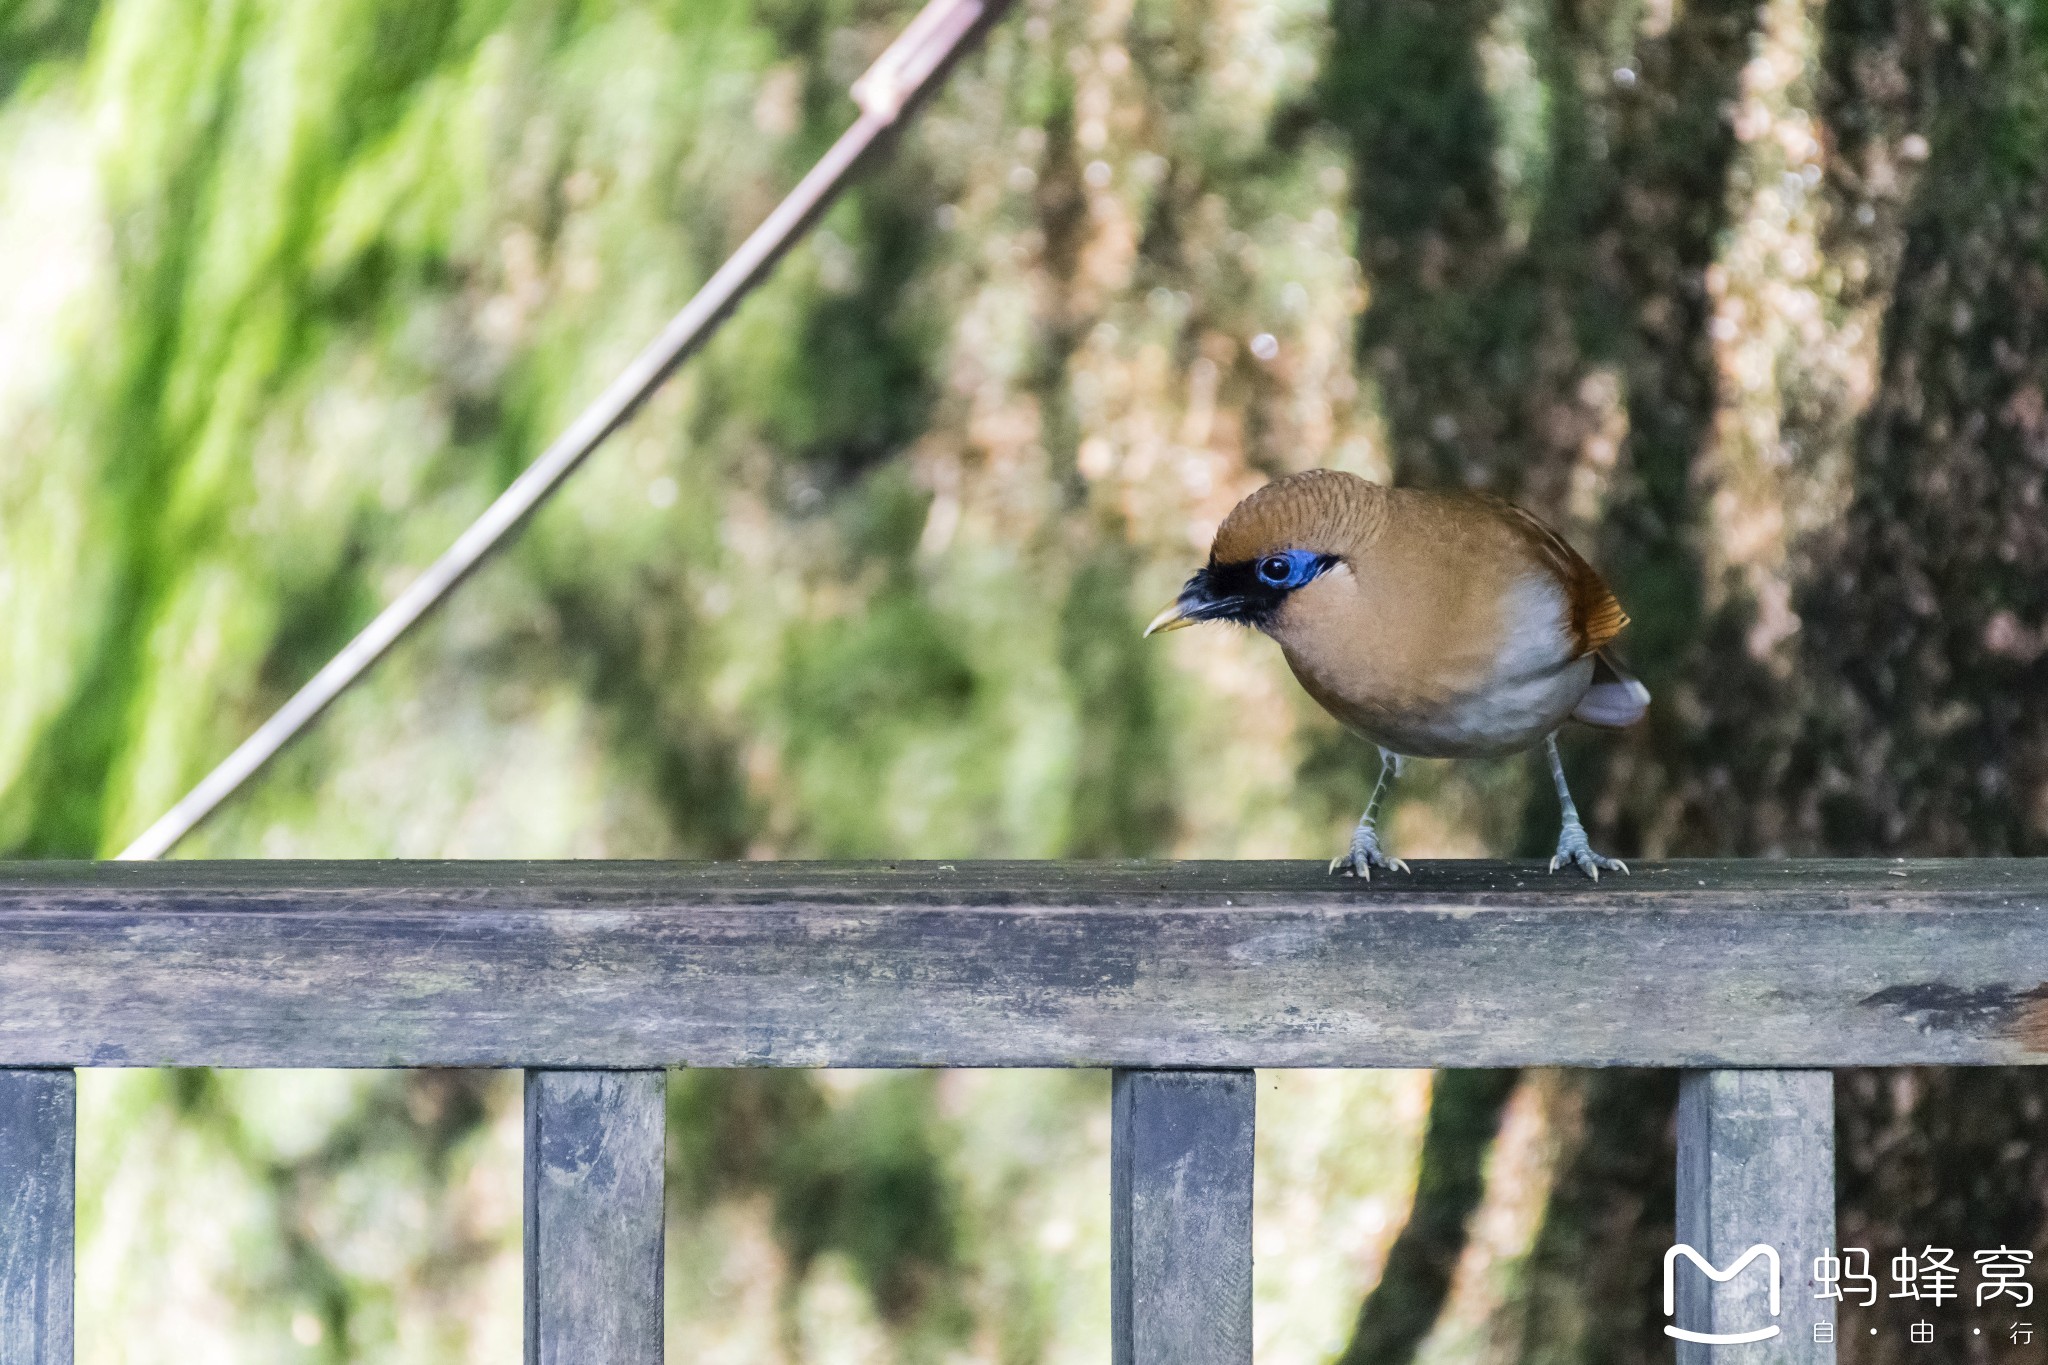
xmin=1329 ymin=828 xmax=1410 ymax=881
xmin=1548 ymin=823 xmax=1628 ymax=881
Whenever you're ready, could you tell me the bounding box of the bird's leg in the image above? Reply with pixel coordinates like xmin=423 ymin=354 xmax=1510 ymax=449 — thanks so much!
xmin=1545 ymin=732 xmax=1628 ymax=880
xmin=1331 ymin=748 xmax=1411 ymax=880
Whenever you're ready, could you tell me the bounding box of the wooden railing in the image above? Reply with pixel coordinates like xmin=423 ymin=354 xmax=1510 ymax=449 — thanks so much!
xmin=2 ymin=858 xmax=2041 ymax=1361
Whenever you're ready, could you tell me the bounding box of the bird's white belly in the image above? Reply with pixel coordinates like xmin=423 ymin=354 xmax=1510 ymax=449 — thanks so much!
xmin=1403 ymin=652 xmax=1594 ymax=757
xmin=1369 ymin=574 xmax=1592 ymax=759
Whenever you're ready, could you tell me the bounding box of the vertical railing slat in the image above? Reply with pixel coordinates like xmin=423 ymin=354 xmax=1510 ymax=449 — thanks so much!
xmin=1674 ymin=1069 xmax=1835 ymax=1363
xmin=1111 ymin=1069 xmax=1254 ymax=1365
xmin=524 ymin=1069 xmax=666 ymax=1365
xmin=0 ymin=1069 xmax=73 ymax=1365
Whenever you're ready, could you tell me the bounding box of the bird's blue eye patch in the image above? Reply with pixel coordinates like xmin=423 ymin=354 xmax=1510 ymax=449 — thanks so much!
xmin=1253 ymin=550 xmax=1330 ymax=590
xmin=1167 ymin=549 xmax=1339 ymax=631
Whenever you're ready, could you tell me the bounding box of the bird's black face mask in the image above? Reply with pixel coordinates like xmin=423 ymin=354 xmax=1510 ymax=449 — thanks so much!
xmin=1145 ymin=550 xmax=1340 ymax=635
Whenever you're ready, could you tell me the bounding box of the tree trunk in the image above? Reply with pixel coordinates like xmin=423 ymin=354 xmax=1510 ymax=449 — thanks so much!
xmin=1328 ymin=0 xmax=2048 ymax=1356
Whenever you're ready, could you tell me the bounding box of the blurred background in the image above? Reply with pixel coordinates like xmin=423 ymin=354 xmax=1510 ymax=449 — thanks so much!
xmin=3 ymin=0 xmax=2047 ymax=1357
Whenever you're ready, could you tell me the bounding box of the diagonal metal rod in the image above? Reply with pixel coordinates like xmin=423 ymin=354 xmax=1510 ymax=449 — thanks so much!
xmin=118 ymin=0 xmax=1011 ymax=861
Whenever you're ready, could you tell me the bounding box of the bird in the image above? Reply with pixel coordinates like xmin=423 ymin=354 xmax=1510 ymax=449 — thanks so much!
xmin=1144 ymin=469 xmax=1648 ymax=880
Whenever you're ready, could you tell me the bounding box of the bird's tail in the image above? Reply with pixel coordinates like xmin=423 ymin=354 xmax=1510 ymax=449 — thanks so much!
xmin=1573 ymin=651 xmax=1650 ymax=728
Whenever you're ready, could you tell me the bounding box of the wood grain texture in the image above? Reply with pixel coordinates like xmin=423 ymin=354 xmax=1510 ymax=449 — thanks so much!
xmin=1112 ymin=1070 xmax=1253 ymax=1365
xmin=0 ymin=859 xmax=2045 ymax=1066
xmin=1674 ymin=1071 xmax=1835 ymax=1363
xmin=0 ymin=1070 xmax=72 ymax=1365
xmin=524 ymin=1070 xmax=664 ymax=1365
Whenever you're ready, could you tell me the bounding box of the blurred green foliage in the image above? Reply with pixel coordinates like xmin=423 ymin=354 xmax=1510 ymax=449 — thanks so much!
xmin=3 ymin=0 xmax=1406 ymax=1355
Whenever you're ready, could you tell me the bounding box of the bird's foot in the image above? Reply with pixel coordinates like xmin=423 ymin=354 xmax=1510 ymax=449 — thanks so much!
xmin=1329 ymin=826 xmax=1411 ymax=881
xmin=1548 ymin=821 xmax=1629 ymax=881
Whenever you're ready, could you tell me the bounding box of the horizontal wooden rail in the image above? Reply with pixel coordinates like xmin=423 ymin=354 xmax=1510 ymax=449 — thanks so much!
xmin=1 ymin=858 xmax=1963 ymax=1360
xmin=0 ymin=859 xmax=2044 ymax=1068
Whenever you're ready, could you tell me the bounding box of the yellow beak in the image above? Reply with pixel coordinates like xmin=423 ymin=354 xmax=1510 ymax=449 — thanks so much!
xmin=1144 ymin=600 xmax=1197 ymax=637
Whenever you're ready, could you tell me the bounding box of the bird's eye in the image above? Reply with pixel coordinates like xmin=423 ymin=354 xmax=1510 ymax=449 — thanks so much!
xmin=1257 ymin=555 xmax=1293 ymax=586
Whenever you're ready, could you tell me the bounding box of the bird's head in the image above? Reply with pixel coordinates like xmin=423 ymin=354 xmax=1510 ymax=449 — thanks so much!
xmin=1145 ymin=470 xmax=1388 ymax=637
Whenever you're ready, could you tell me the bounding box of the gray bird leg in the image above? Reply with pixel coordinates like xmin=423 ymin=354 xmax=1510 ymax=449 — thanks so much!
xmin=1330 ymin=748 xmax=1411 ymax=880
xmin=1545 ymin=732 xmax=1628 ymax=880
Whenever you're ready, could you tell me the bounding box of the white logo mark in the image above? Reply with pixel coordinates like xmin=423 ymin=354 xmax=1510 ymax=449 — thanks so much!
xmin=1663 ymin=1244 xmax=1783 ymax=1345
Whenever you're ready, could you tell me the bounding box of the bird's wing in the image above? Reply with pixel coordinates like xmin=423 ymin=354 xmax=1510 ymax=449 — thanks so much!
xmin=1478 ymin=496 xmax=1630 ymax=657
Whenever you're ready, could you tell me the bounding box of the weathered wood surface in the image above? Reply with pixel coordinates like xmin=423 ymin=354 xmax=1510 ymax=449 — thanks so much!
xmin=1112 ymin=1070 xmax=1253 ymax=1365
xmin=524 ymin=1070 xmax=665 ymax=1365
xmin=0 ymin=859 xmax=2045 ymax=1067
xmin=1673 ymin=1071 xmax=1835 ymax=1363
xmin=0 ymin=1070 xmax=72 ymax=1365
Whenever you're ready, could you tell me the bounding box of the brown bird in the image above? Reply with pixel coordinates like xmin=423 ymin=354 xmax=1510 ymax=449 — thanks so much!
xmin=1146 ymin=470 xmax=1648 ymax=879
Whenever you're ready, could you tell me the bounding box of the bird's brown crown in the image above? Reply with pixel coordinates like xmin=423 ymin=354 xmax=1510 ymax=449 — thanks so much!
xmin=1210 ymin=469 xmax=1387 ymax=564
